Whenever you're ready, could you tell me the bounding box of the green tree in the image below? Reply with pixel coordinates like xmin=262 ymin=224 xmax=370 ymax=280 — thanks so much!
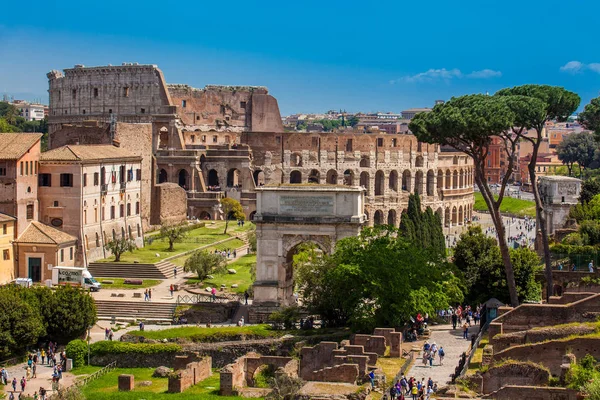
xmin=579 ymin=96 xmax=600 ymax=137
xmin=0 ymin=286 xmax=45 ymax=358
xmin=454 ymin=226 xmax=541 ymax=304
xmin=294 ymin=226 xmax=463 ymax=330
xmin=557 ymin=132 xmax=597 ymax=176
xmin=41 ymin=286 xmax=97 ymax=343
xmin=183 ymin=250 xmax=227 ymax=281
xmin=347 ymin=115 xmax=360 ymax=127
xmin=104 ymin=237 xmax=135 ymax=261
xmin=247 ymin=227 xmax=257 ymax=252
xmin=581 ymin=178 xmax=600 ymax=205
xmin=399 ymin=193 xmax=445 ymax=255
xmin=410 ymin=94 xmax=525 ymax=306
xmin=160 ymin=223 xmax=188 ymax=251
xmin=0 ymin=118 xmax=14 ymax=132
xmin=0 ymin=102 xmax=20 ymax=125
xmin=496 ymin=85 xmax=580 ymax=301
xmin=220 ymin=197 xmax=245 ymax=234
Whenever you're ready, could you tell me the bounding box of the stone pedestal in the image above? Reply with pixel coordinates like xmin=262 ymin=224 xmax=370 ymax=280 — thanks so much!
xmin=389 ymin=332 xmax=403 ymax=357
xmin=118 ymin=374 xmax=134 ymax=391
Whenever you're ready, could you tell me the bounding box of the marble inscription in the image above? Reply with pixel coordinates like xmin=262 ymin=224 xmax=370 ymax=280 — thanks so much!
xmin=280 ymin=196 xmax=334 ymax=215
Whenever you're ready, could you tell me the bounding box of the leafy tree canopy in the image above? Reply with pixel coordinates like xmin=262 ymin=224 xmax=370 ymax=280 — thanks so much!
xmin=399 ymin=193 xmax=445 ymax=255
xmin=220 ymin=197 xmax=245 ymax=234
xmin=556 ymin=132 xmax=597 ymax=175
xmin=183 ymin=250 xmax=227 ymax=281
xmin=578 ymin=96 xmax=600 ymax=136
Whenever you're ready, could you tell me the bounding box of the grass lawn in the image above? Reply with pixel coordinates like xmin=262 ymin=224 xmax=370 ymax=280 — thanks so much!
xmin=127 ymin=324 xmax=278 ymax=342
xmin=98 ymin=222 xmax=251 ymax=264
xmin=466 ymin=335 xmax=489 ymax=375
xmin=376 ymin=356 xmax=410 ymax=383
xmin=185 ymin=254 xmax=256 ymax=294
xmin=170 ymin=238 xmax=246 ymax=267
xmin=473 ymin=192 xmax=536 ymax=218
xmin=80 ymin=367 xmax=251 ymax=399
xmin=96 ymin=278 xmax=161 ymax=289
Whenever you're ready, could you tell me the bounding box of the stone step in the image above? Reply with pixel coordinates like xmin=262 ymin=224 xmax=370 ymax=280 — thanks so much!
xmin=89 ymin=262 xmax=170 ymax=279
xmin=95 ymin=300 xmax=176 ymax=322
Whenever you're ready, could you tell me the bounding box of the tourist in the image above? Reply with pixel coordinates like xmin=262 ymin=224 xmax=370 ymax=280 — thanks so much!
xmin=389 ymin=384 xmax=397 ymax=399
xmin=410 ymin=383 xmax=418 ymax=400
xmin=169 ymin=284 xmax=174 ymax=297
xmin=26 ymin=366 xmax=31 ymax=380
xmin=139 ymin=321 xmax=144 ymax=331
xmin=144 ymin=289 xmax=149 ymax=301
xmin=173 ymin=267 xmax=178 ymax=278
xmin=148 ymin=288 xmax=152 ymax=301
xmin=108 ymin=329 xmax=114 ymax=341
xmin=211 ymin=287 xmax=217 ymax=302
xmin=238 ymin=316 xmax=245 ymax=327
xmin=39 ymin=387 xmax=47 ymax=400
xmin=20 ymin=376 xmax=26 ymax=392
xmin=438 ymin=347 xmax=445 ymax=365
xmin=422 ymin=351 xmax=430 ymax=367
xmin=589 ymin=260 xmax=594 ymax=273
xmin=32 ymin=363 xmax=37 ymax=379
xmin=233 ymin=249 xmax=237 ymax=258
xmin=368 ymin=370 xmax=375 ymax=389
xmin=1 ymin=367 xmax=6 ymax=385
xmin=451 ymin=313 xmax=458 ymax=330
xmin=12 ymin=377 xmax=17 ymax=391
xmin=463 ymin=322 xmax=469 ymax=339
xmin=244 ymin=290 xmax=249 ymax=305
xmin=40 ymin=349 xmax=45 ymax=365
xmin=8 ymin=392 xmax=14 ymax=400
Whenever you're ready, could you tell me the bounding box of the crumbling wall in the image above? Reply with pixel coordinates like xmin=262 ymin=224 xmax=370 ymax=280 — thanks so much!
xmin=483 ymin=385 xmax=578 ymax=400
xmin=481 ymin=362 xmax=550 ymax=394
xmin=167 ymin=355 xmax=212 ymax=393
xmin=151 ymin=182 xmax=187 ymax=226
xmin=350 ymin=334 xmax=386 ymax=356
xmin=493 ymin=323 xmax=595 ymax=353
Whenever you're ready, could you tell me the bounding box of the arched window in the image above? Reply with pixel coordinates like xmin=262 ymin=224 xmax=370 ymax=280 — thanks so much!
xmin=343 ymin=170 xmax=354 ymax=186
xmin=95 ymin=233 xmax=100 ymax=247
xmin=375 ymin=170 xmax=385 ymax=196
xmin=290 ymin=170 xmax=302 ymax=184
xmin=308 ymin=169 xmax=320 ymax=184
xmin=208 ymin=169 xmax=219 ymax=187
xmin=326 ymin=170 xmax=338 ymax=184
xmin=389 ymin=170 xmax=398 ymax=192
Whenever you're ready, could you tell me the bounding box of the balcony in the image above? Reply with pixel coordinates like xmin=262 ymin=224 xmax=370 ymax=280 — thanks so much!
xmin=100 ymin=184 xmax=108 ymax=196
xmin=120 ymin=182 xmax=126 ymax=193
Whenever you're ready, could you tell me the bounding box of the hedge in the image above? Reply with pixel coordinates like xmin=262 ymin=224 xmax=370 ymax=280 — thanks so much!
xmin=89 ymin=341 xmax=181 ymax=357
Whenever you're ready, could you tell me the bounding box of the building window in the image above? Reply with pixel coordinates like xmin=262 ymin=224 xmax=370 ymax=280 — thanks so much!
xmin=72 ymin=89 xmax=76 ymax=100
xmin=2 ymin=249 xmax=9 ymax=261
xmin=53 ymin=201 xmax=59 ymax=207
xmin=2 ymin=224 xmax=6 ymax=234
xmin=182 ymin=100 xmax=187 ymax=108
xmin=109 ymin=109 xmax=112 ymax=114
xmin=127 ymin=203 xmax=131 ymax=216
xmin=123 ymin=87 xmax=129 ymax=97
xmin=83 ymin=173 xmax=87 ymax=187
xmin=60 ymin=249 xmax=64 ymax=263
xmin=212 ymin=135 xmax=217 ymax=143
xmin=119 ymin=204 xmax=124 ymax=217
xmin=377 ymin=138 xmax=384 ymax=147
xmin=60 ymin=173 xmax=73 ymax=187
xmin=82 ymin=109 xmax=86 ymax=114
xmin=0 ymin=164 xmax=6 ymax=176
xmin=135 ymin=169 xmax=141 ymax=181
xmin=220 ymin=105 xmax=225 ymax=114
xmin=201 ymin=135 xmax=206 ymax=142
xmin=94 ymin=207 xmax=98 ymax=222
xmin=276 ymin=136 xmax=281 ymax=144
xmin=110 ymin=206 xmax=115 ymax=219
xmin=135 ymin=201 xmax=140 ymax=215
xmin=25 ymin=162 xmax=28 ymax=176
xmin=346 ymin=139 xmax=353 ymax=151
xmin=94 ymin=172 xmax=99 ymax=186
xmin=69 ymin=247 xmax=73 ymax=260
xmin=191 ymin=135 xmax=195 ymax=143
xmin=26 ymin=204 xmax=34 ymax=220
xmin=34 ymin=162 xmax=37 ymax=174
xmin=141 ymin=108 xmax=145 ymax=114
xmin=240 ymin=101 xmax=246 ymax=109
xmin=93 ymin=88 xmax=98 ymax=97
xmin=84 ymin=210 xmax=87 ymax=224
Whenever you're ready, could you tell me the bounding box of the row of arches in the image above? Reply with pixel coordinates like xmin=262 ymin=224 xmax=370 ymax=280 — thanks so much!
xmin=84 ymin=224 xmax=142 ymax=251
xmin=289 ymin=153 xmax=430 ymax=169
xmin=437 ymin=168 xmax=473 ymax=190
xmin=369 ymin=204 xmax=473 ymax=228
xmin=158 ymin=168 xmax=245 ymax=189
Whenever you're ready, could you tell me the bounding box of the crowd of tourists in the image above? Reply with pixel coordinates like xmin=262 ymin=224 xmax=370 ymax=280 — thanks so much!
xmin=388 ymin=375 xmax=438 ymax=400
xmin=1 ymin=342 xmax=65 ymax=399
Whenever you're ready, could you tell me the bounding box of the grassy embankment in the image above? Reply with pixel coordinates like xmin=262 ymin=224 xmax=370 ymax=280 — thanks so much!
xmin=473 ymin=192 xmax=536 ymax=218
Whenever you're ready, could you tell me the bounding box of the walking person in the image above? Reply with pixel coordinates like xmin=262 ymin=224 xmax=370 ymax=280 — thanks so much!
xmin=144 ymin=289 xmax=149 ymax=301
xmin=244 ymin=290 xmax=249 ymax=305
xmin=169 ymin=284 xmax=174 ymax=297
xmin=463 ymin=322 xmax=469 ymax=339
xmin=20 ymin=376 xmax=26 ymax=392
xmin=211 ymin=287 xmax=217 ymax=302
xmin=12 ymin=377 xmax=17 ymax=391
xmin=173 ymin=267 xmax=177 ymax=278
xmin=438 ymin=347 xmax=445 ymax=366
xmin=148 ymin=288 xmax=152 ymax=301
xmin=41 ymin=349 xmax=45 ymax=365
xmin=451 ymin=313 xmax=457 ymax=330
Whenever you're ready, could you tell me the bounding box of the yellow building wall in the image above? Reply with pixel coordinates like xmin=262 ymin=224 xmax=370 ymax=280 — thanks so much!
xmin=0 ymin=220 xmax=16 ymax=284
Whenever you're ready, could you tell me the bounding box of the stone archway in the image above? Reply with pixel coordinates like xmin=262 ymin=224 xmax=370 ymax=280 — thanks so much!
xmin=158 ymin=169 xmax=168 ymax=184
xmin=178 ymin=169 xmax=188 ymax=189
xmin=208 ymin=169 xmax=219 ymax=187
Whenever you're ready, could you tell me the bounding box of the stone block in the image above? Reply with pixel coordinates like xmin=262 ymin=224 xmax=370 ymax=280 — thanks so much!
xmin=373 ymin=328 xmax=395 ymax=345
xmin=118 ymin=374 xmax=134 ymax=391
xmin=389 ymin=332 xmax=402 ymax=357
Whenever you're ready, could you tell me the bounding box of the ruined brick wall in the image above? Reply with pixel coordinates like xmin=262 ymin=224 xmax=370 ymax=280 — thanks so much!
xmin=48 ymin=122 xmax=112 ymax=148
xmin=486 ymin=385 xmax=578 ymax=400
xmin=493 ymin=323 xmax=596 ymax=353
xmin=168 ymin=356 xmax=212 ymax=393
xmin=492 ymin=337 xmax=600 ymax=376
xmin=151 ymin=183 xmax=187 ymax=226
xmin=350 ymin=335 xmax=386 ymax=356
xmin=482 ymin=362 xmax=550 ymax=394
xmin=220 ymin=354 xmax=249 ymax=396
xmin=299 ymin=342 xmax=338 ymax=380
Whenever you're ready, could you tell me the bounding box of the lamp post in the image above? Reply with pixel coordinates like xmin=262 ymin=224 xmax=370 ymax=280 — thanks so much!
xmin=87 ymin=325 xmax=93 ymax=366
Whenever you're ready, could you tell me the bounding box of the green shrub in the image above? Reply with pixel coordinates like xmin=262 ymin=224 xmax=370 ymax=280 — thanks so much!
xmin=89 ymin=341 xmax=181 ymax=357
xmin=66 ymin=339 xmax=88 ymax=367
xmin=270 ymin=306 xmax=300 ymax=330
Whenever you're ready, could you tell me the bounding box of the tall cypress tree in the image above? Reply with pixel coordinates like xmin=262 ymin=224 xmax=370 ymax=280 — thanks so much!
xmin=399 ymin=193 xmax=446 ymax=255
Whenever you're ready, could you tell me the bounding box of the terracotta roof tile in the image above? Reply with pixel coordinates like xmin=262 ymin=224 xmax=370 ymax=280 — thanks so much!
xmin=0 ymin=212 xmax=16 ymax=223
xmin=41 ymin=145 xmax=140 ymax=162
xmin=15 ymin=221 xmax=77 ymax=244
xmin=0 ymin=133 xmax=42 ymax=160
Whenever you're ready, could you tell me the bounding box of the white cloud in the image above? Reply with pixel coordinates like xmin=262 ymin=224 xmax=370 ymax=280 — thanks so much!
xmin=392 ymin=67 xmax=502 ymax=84
xmin=559 ymin=61 xmax=600 ymax=74
xmin=560 ymin=61 xmax=584 ymax=73
xmin=467 ymin=69 xmax=502 ymax=79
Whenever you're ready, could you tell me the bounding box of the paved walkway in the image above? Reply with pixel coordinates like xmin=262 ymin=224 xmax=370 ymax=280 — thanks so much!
xmin=2 ymin=360 xmax=76 ymax=397
xmin=404 ymin=323 xmax=480 ymax=388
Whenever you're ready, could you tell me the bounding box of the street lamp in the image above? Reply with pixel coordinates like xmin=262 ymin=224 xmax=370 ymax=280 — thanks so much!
xmin=87 ymin=325 xmax=93 ymax=366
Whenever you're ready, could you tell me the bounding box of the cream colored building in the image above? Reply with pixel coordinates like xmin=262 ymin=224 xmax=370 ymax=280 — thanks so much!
xmin=0 ymin=212 xmax=16 ymax=284
xmin=39 ymin=144 xmax=144 ymax=265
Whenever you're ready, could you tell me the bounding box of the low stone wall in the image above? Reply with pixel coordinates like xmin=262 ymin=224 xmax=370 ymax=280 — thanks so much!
xmin=350 ymin=335 xmax=386 ymax=356
xmin=299 ymin=341 xmax=377 ymax=383
xmin=491 ymin=337 xmax=600 ymax=376
xmin=492 ymin=323 xmax=595 ymax=353
xmin=548 ymin=292 xmax=596 ymax=304
xmin=168 ymin=356 xmax=212 ymax=393
xmin=90 ymin=351 xmax=201 ymax=368
xmin=178 ymin=302 xmax=238 ymax=324
xmin=480 ymin=362 xmax=550 ymax=394
xmin=488 ymin=293 xmax=600 ymax=343
xmin=483 ymin=385 xmax=579 ymax=400
xmin=220 ymin=352 xmax=297 ymax=395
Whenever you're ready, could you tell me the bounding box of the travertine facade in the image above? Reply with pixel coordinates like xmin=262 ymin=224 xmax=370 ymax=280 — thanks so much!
xmin=47 ymin=64 xmax=474 ymax=232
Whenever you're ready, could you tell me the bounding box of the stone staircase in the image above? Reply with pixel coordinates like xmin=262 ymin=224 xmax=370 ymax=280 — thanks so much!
xmin=88 ymin=260 xmax=179 ymax=279
xmin=231 ymin=304 xmax=249 ymax=324
xmin=95 ymin=300 xmax=176 ymax=322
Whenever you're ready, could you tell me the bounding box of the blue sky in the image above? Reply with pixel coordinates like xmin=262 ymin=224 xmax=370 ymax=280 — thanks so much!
xmin=1 ymin=0 xmax=599 ymax=115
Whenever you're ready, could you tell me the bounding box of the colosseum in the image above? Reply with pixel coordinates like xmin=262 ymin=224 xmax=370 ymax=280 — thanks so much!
xmin=47 ymin=63 xmax=474 ymax=230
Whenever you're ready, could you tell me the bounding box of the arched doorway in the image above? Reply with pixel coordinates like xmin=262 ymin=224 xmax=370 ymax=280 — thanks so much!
xmin=389 ymin=170 xmax=398 ymax=192
xmin=290 ymin=170 xmax=302 ymax=184
xmin=402 ymin=170 xmax=411 ymax=192
xmin=458 ymin=205 xmax=464 ymax=225
xmin=343 ymin=170 xmax=354 ymax=186
xmin=208 ymin=169 xmax=219 ymax=187
xmin=387 ymin=209 xmax=397 ymax=226
xmin=427 ymin=170 xmax=435 ymax=196
xmin=284 ymin=241 xmax=328 ymax=305
xmin=375 ymin=170 xmax=385 ymax=196
xmin=253 ymin=170 xmax=265 ymax=186
xmin=158 ymin=169 xmax=168 ymax=184
xmin=445 ymin=170 xmax=451 ymax=189
xmin=415 ymin=155 xmax=424 ymax=167
xmin=159 ymin=127 xmax=168 ymax=149
xmin=360 ymin=172 xmax=370 ymax=192
xmin=326 ymin=169 xmax=338 ymax=184
xmin=199 ymin=211 xmax=211 ymax=220
xmin=414 ymin=171 xmax=423 ymax=195
xmin=178 ymin=169 xmax=188 ymax=189
xmin=360 ymin=156 xmax=370 ymax=168
xmin=308 ymin=169 xmax=320 ymax=183
xmin=249 ymin=211 xmax=256 ymax=221
xmin=227 ymin=168 xmax=240 ymax=187
xmin=374 ymin=210 xmax=384 ymax=225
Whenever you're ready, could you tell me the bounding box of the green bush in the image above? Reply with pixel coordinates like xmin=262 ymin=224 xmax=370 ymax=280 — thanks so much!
xmin=66 ymin=339 xmax=88 ymax=367
xmin=270 ymin=306 xmax=300 ymax=330
xmin=89 ymin=341 xmax=181 ymax=357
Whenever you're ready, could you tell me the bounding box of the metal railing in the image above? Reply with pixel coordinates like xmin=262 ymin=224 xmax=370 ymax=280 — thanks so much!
xmin=49 ymin=361 xmax=117 ymax=399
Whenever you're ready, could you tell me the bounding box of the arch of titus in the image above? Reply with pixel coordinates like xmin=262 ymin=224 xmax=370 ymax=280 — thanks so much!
xmin=249 ymin=185 xmax=365 ymax=322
